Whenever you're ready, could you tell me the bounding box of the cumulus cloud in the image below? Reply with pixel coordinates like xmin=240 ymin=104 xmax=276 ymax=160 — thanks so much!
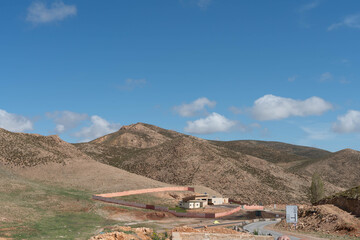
xmin=328 ymin=14 xmax=360 ymax=31
xmin=26 ymin=1 xmax=77 ymax=24
xmin=184 ymin=112 xmax=236 ymax=134
xmin=74 ymin=115 xmax=121 ymax=142
xmin=174 ymin=97 xmax=216 ymax=117
xmin=118 ymin=78 xmax=147 ymax=91
xmin=251 ymin=94 xmax=333 ymax=121
xmin=0 ymin=109 xmax=33 ymax=132
xmin=332 ymin=110 xmax=360 ymax=133
xmin=46 ymin=111 xmax=88 ymax=133
xmin=299 ymin=0 xmax=320 ymax=12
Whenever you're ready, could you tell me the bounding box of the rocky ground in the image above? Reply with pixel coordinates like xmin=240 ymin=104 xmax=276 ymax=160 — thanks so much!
xmin=275 ymin=204 xmax=360 ymax=238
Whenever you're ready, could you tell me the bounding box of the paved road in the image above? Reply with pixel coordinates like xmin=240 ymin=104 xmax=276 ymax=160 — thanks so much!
xmin=243 ymin=221 xmax=301 ymax=240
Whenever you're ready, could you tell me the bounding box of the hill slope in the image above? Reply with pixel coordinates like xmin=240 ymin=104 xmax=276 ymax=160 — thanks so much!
xmin=210 ymin=140 xmax=331 ymax=165
xmin=0 ymin=127 xmax=170 ymax=193
xmin=77 ymin=123 xmax=342 ymax=204
xmin=300 ymin=149 xmax=360 ymax=189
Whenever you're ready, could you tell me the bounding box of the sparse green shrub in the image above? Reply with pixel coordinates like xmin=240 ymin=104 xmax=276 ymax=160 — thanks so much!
xmin=310 ymin=172 xmax=325 ymax=204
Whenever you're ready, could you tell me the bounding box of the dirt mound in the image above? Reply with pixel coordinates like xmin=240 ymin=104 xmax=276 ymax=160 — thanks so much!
xmin=276 ymin=204 xmax=360 ymax=237
xmin=317 ymin=185 xmax=360 ymax=217
xmin=89 ymin=226 xmax=154 ymax=240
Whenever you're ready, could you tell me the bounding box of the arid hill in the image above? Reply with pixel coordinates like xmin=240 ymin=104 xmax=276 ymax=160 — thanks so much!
xmin=0 ymin=127 xmax=218 ymax=194
xmin=298 ymin=149 xmax=360 ymax=189
xmin=91 ymin=123 xmax=182 ymax=148
xmin=77 ymin=123 xmax=342 ymax=204
xmin=0 ymin=127 xmax=85 ymax=167
xmin=1 ymin=123 xmax=357 ymax=204
xmin=210 ymin=140 xmax=331 ymax=168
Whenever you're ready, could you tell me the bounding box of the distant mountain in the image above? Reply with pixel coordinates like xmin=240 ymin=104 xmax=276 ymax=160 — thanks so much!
xmin=210 ymin=140 xmax=331 ymax=168
xmin=299 ymin=149 xmax=360 ymax=189
xmin=76 ymin=123 xmax=342 ymax=204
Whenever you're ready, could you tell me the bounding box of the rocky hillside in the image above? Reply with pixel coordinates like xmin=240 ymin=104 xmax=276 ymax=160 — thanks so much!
xmin=90 ymin=123 xmax=182 ymax=148
xmin=318 ymin=185 xmax=360 ymax=217
xmin=77 ymin=123 xmax=342 ymax=204
xmin=0 ymin=127 xmax=219 ymax=195
xmin=299 ymin=149 xmax=360 ymax=189
xmin=0 ymin=128 xmax=86 ymax=166
xmin=276 ymin=204 xmax=360 ymax=237
xmin=210 ymin=140 xmax=331 ymax=170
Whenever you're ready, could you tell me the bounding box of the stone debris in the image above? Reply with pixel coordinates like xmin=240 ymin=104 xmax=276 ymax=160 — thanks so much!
xmin=276 ymin=204 xmax=360 ymax=237
xmin=89 ymin=227 xmax=155 ymax=240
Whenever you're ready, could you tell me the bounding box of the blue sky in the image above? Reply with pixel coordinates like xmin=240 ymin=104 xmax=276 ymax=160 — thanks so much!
xmin=1 ymin=0 xmax=360 ymax=151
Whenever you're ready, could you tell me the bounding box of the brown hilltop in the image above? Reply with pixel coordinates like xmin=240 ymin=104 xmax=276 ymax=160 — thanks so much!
xmin=78 ymin=123 xmax=342 ymax=204
xmin=0 ymin=127 xmax=85 ymax=167
xmin=300 ymin=148 xmax=360 ymax=189
xmin=90 ymin=122 xmax=182 ymax=148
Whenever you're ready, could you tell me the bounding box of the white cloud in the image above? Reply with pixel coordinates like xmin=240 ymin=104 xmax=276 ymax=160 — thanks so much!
xmin=328 ymin=14 xmax=360 ymax=31
xmin=251 ymin=94 xmax=333 ymax=121
xmin=320 ymin=72 xmax=333 ymax=82
xmin=118 ymin=78 xmax=147 ymax=91
xmin=299 ymin=0 xmax=320 ymax=12
xmin=74 ymin=115 xmax=121 ymax=142
xmin=184 ymin=112 xmax=236 ymax=134
xmin=0 ymin=109 xmax=33 ymax=132
xmin=197 ymin=0 xmax=211 ymax=9
xmin=174 ymin=97 xmax=216 ymax=117
xmin=332 ymin=110 xmax=360 ymax=133
xmin=46 ymin=111 xmax=88 ymax=133
xmin=26 ymin=1 xmax=77 ymax=24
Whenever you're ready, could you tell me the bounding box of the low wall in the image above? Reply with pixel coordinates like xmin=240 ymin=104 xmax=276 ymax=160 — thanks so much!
xmin=93 ymin=186 xmax=263 ymax=219
xmin=215 ymin=205 xmax=243 ymax=218
xmin=96 ymin=186 xmax=194 ymax=198
xmin=243 ymin=205 xmax=265 ymax=210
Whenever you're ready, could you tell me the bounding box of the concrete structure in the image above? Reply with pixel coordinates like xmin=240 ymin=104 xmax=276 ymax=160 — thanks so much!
xmin=209 ymin=197 xmax=229 ymax=205
xmin=179 ymin=200 xmax=203 ymax=209
xmin=179 ymin=194 xmax=229 ymax=209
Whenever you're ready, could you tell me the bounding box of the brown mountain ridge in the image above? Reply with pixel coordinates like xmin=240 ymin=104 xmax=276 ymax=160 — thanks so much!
xmin=76 ymin=123 xmax=351 ymax=204
xmin=1 ymin=123 xmax=358 ymax=204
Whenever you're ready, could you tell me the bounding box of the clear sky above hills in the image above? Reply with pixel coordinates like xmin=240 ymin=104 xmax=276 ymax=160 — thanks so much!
xmin=1 ymin=0 xmax=360 ymax=151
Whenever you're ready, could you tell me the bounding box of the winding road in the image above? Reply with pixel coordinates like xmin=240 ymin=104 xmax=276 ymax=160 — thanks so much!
xmin=243 ymin=221 xmax=301 ymax=240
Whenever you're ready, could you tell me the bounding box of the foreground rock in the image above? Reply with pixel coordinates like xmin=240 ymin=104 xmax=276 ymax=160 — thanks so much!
xmin=276 ymin=204 xmax=360 ymax=238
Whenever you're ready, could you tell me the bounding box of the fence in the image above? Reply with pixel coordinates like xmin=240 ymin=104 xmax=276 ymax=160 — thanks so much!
xmin=93 ymin=186 xmax=262 ymax=218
